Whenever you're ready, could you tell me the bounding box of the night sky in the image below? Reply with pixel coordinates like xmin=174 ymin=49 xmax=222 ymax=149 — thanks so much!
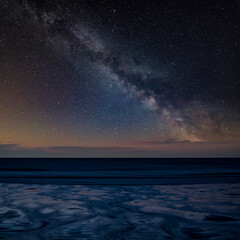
xmin=0 ymin=0 xmax=240 ymax=157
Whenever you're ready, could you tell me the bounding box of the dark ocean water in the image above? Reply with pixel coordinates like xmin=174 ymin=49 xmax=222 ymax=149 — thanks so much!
xmin=0 ymin=158 xmax=240 ymax=239
xmin=0 ymin=158 xmax=239 ymax=185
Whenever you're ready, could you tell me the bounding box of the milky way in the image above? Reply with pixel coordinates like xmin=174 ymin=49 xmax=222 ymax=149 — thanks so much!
xmin=0 ymin=0 xmax=240 ymax=156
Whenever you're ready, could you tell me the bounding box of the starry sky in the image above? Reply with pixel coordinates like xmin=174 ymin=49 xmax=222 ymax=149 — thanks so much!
xmin=0 ymin=0 xmax=240 ymax=157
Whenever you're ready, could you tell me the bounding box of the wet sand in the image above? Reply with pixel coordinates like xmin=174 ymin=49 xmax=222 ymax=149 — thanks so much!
xmin=0 ymin=183 xmax=240 ymax=239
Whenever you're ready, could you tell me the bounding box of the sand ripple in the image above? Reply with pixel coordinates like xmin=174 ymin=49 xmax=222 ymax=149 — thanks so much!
xmin=0 ymin=183 xmax=240 ymax=239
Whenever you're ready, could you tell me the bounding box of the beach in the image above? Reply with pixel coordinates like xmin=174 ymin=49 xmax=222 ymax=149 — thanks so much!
xmin=0 ymin=183 xmax=240 ymax=239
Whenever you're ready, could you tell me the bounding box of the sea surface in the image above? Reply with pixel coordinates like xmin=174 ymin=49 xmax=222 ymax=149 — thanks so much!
xmin=0 ymin=158 xmax=240 ymax=239
xmin=0 ymin=158 xmax=240 ymax=185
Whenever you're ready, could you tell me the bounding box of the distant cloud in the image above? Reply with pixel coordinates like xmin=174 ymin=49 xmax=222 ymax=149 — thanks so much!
xmin=139 ymin=139 xmax=239 ymax=145
xmin=0 ymin=143 xmax=19 ymax=150
xmin=0 ymin=143 xmax=138 ymax=158
xmin=0 ymin=143 xmax=50 ymax=157
xmin=140 ymin=139 xmax=192 ymax=145
xmin=0 ymin=142 xmax=239 ymax=158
